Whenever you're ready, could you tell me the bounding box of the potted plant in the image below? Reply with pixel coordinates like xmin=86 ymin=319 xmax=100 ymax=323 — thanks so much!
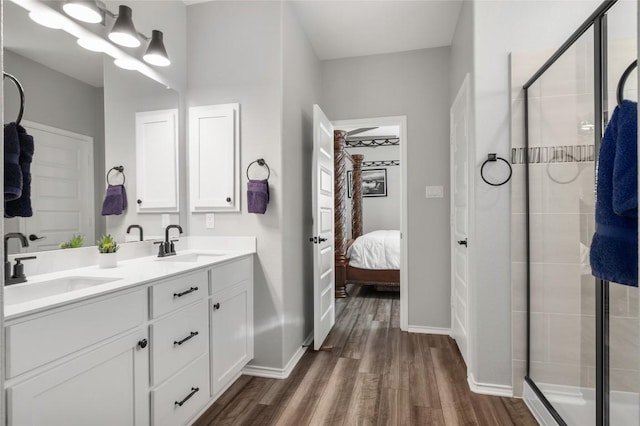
xmin=60 ymin=234 xmax=84 ymax=249
xmin=97 ymin=234 xmax=120 ymax=268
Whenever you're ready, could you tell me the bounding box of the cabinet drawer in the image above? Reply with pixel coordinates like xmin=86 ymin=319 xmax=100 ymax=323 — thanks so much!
xmin=151 ymin=353 xmax=210 ymax=426
xmin=210 ymin=257 xmax=252 ymax=295
xmin=6 ymin=289 xmax=145 ymax=378
xmin=150 ymin=270 xmax=207 ymax=318
xmin=151 ymin=300 xmax=208 ymax=386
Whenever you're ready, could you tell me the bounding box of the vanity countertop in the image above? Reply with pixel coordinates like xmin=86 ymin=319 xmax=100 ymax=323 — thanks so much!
xmin=4 ymin=249 xmax=255 ymax=321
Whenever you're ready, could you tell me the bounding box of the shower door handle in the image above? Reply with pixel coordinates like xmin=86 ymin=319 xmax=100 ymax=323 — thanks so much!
xmin=457 ymin=239 xmax=467 ymax=247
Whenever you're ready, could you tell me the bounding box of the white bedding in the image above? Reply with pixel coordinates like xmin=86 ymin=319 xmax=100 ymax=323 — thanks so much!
xmin=347 ymin=230 xmax=400 ymax=270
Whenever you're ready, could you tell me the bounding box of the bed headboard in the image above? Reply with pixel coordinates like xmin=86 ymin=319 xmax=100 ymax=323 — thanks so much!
xmin=334 ymin=130 xmax=363 ymax=298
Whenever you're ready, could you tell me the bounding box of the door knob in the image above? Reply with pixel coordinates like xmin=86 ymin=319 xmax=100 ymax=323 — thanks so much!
xmin=309 ymin=237 xmax=318 ymax=243
xmin=457 ymin=239 xmax=468 ymax=247
xmin=28 ymin=234 xmax=46 ymax=241
xmin=318 ymin=237 xmax=327 ymax=243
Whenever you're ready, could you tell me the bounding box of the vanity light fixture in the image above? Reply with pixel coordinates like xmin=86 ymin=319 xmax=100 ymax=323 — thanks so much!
xmin=114 ymin=57 xmax=140 ymax=71
xmin=143 ymin=30 xmax=171 ymax=67
xmin=62 ymin=0 xmax=102 ymax=24
xmin=108 ymin=5 xmax=140 ymax=48
xmin=28 ymin=10 xmax=66 ymax=29
xmin=77 ymin=37 xmax=109 ymax=53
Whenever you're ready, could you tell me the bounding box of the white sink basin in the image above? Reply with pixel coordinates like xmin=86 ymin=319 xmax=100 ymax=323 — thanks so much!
xmin=5 ymin=276 xmax=121 ymax=305
xmin=158 ymin=253 xmax=224 ymax=263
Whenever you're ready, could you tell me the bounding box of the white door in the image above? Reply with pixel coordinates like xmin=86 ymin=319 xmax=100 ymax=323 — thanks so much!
xmin=450 ymin=75 xmax=470 ymax=366
xmin=8 ymin=330 xmax=149 ymax=426
xmin=5 ymin=121 xmax=94 ymax=253
xmin=312 ymin=105 xmax=335 ymax=351
xmin=135 ymin=109 xmax=179 ymax=213
xmin=188 ymin=104 xmax=240 ymax=212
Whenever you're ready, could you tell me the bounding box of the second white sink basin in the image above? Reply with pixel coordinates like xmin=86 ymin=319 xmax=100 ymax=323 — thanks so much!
xmin=5 ymin=276 xmax=121 ymax=305
xmin=159 ymin=253 xmax=224 ymax=263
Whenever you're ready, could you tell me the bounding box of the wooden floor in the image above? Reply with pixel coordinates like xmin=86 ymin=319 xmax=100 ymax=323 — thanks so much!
xmin=194 ymin=285 xmax=537 ymax=425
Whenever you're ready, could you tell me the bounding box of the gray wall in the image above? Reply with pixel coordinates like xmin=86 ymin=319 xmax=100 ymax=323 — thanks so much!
xmin=3 ymin=50 xmax=105 ymax=242
xmin=345 ymin=145 xmax=401 ymax=235
xmin=186 ymin=1 xmax=286 ymax=369
xmin=471 ymin=0 xmax=602 ymax=387
xmin=320 ymin=47 xmax=452 ymax=329
xmin=281 ymin=1 xmax=321 ymax=365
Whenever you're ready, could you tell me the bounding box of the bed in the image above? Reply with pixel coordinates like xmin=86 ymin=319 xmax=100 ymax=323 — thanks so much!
xmin=333 ymin=130 xmax=400 ymax=297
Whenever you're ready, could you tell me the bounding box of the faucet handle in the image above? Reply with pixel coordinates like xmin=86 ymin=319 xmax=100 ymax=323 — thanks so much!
xmin=154 ymin=241 xmax=166 ymax=257
xmin=15 ymin=256 xmax=36 ymax=262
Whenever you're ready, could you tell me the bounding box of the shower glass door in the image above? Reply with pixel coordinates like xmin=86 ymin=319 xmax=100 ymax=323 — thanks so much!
xmin=527 ymin=26 xmax=597 ymax=425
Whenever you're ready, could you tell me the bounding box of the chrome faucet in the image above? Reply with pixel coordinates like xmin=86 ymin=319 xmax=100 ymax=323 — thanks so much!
xmin=156 ymin=225 xmax=183 ymax=257
xmin=4 ymin=233 xmax=35 ymax=285
xmin=126 ymin=224 xmax=144 ymax=241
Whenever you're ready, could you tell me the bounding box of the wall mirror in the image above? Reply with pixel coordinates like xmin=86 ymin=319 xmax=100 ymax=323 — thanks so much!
xmin=3 ymin=0 xmax=180 ymax=254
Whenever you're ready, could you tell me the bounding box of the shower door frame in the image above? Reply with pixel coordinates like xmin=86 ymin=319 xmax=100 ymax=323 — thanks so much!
xmin=522 ymin=1 xmax=619 ymax=425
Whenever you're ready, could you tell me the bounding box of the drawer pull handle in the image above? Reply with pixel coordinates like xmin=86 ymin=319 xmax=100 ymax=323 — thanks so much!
xmin=173 ymin=287 xmax=198 ymax=298
xmin=174 ymin=387 xmax=200 ymax=407
xmin=174 ymin=331 xmax=199 ymax=346
xmin=213 ymin=302 xmax=220 ymax=311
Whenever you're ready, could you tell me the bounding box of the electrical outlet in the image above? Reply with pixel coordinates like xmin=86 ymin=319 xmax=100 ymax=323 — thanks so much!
xmin=206 ymin=213 xmax=215 ymax=229
xmin=161 ymin=214 xmax=170 ymax=228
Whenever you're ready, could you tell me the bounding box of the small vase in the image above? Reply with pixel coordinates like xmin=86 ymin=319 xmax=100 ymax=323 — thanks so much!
xmin=98 ymin=252 xmax=118 ymax=268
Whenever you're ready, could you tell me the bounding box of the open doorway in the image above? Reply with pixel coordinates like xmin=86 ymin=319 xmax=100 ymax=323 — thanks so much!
xmin=332 ymin=116 xmax=408 ymax=330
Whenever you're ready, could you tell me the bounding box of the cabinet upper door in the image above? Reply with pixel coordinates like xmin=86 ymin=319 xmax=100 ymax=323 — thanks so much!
xmin=188 ymin=104 xmax=240 ymax=212
xmin=135 ymin=109 xmax=179 ymax=213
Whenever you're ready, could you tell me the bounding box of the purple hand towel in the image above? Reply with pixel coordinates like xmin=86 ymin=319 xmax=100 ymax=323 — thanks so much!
xmin=247 ymin=179 xmax=269 ymax=214
xmin=6 ymin=124 xmax=35 ymax=217
xmin=4 ymin=123 xmax=22 ymax=202
xmin=101 ymin=184 xmax=128 ymax=216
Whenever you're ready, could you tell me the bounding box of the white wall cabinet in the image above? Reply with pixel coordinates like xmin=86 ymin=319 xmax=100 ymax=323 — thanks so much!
xmin=188 ymin=104 xmax=240 ymax=212
xmin=4 ymin=256 xmax=254 ymax=426
xmin=135 ymin=109 xmax=179 ymax=213
xmin=8 ymin=330 xmax=149 ymax=426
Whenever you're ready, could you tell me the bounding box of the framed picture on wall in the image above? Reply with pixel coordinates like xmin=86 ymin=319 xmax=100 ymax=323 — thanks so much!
xmin=347 ymin=168 xmax=388 ymax=198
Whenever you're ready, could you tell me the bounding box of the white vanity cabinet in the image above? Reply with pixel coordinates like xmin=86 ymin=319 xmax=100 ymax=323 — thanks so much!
xmin=5 ymin=289 xmax=149 ymax=426
xmin=209 ymin=256 xmax=254 ymax=396
xmin=4 ymin=254 xmax=255 ymax=426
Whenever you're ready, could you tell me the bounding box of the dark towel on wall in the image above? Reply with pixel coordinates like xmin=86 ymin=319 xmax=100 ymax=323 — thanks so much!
xmin=590 ymin=100 xmax=638 ymax=287
xmin=247 ymin=179 xmax=269 ymax=214
xmin=5 ymin=124 xmax=35 ymax=217
xmin=4 ymin=123 xmax=22 ymax=202
xmin=101 ymin=184 xmax=128 ymax=216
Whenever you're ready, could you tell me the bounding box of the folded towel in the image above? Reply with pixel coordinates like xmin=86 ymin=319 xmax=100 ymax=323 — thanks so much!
xmin=247 ymin=179 xmax=269 ymax=214
xmin=5 ymin=124 xmax=35 ymax=217
xmin=590 ymin=100 xmax=638 ymax=286
xmin=101 ymin=184 xmax=128 ymax=216
xmin=4 ymin=122 xmax=22 ymax=202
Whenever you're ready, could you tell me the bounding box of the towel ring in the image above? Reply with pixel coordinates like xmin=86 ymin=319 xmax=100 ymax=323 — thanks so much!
xmin=480 ymin=153 xmax=512 ymax=186
xmin=617 ymin=59 xmax=637 ymax=106
xmin=3 ymin=72 xmax=25 ymax=125
xmin=246 ymin=158 xmax=270 ymax=180
xmin=107 ymin=166 xmax=125 ymax=185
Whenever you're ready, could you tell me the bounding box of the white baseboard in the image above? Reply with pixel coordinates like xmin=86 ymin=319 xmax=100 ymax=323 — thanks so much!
xmin=467 ymin=373 xmax=513 ymax=397
xmin=407 ymin=325 xmax=451 ymax=335
xmin=242 ymin=333 xmax=313 ymax=380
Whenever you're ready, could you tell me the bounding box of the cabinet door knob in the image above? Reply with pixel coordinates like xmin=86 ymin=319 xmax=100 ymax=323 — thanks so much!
xmin=226 ymin=197 xmax=231 ymax=203
xmin=137 ymin=339 xmax=148 ymax=349
xmin=213 ymin=302 xmax=220 ymax=311
xmin=137 ymin=199 xmax=142 ymax=205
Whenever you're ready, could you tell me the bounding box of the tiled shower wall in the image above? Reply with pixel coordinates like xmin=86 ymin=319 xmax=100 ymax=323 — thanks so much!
xmin=510 ymin=38 xmax=639 ymax=399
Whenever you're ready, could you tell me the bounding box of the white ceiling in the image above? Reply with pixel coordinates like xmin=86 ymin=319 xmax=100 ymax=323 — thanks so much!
xmin=291 ymin=0 xmax=463 ymax=60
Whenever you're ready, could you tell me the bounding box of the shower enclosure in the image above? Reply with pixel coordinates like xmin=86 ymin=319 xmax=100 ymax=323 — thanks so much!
xmin=520 ymin=1 xmax=638 ymax=424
